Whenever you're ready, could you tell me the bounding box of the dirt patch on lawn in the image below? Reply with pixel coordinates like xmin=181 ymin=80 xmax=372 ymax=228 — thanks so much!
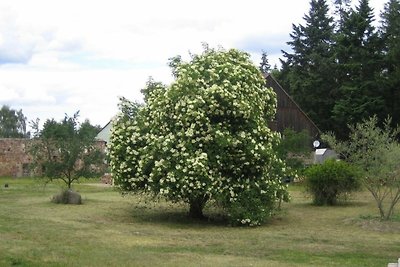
xmin=343 ymin=216 xmax=400 ymax=233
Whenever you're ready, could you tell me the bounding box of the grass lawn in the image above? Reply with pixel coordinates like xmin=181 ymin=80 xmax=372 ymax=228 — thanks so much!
xmin=0 ymin=177 xmax=399 ymax=267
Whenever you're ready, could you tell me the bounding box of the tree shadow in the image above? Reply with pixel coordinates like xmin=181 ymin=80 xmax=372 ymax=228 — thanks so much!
xmin=292 ymin=199 xmax=369 ymax=208
xmin=128 ymin=204 xmax=229 ymax=228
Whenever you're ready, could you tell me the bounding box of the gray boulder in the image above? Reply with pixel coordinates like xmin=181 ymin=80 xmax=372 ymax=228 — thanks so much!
xmin=52 ymin=189 xmax=82 ymax=204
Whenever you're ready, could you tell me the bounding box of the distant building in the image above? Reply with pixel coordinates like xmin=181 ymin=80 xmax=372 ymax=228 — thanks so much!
xmin=96 ymin=120 xmax=113 ymax=144
xmin=264 ymin=73 xmax=320 ymax=138
xmin=314 ymin=148 xmax=337 ymax=164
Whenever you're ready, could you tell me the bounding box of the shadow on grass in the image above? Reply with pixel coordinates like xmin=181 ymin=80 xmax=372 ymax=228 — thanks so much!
xmin=129 ymin=205 xmax=229 ymax=228
xmin=125 ymin=203 xmax=290 ymax=228
xmin=5 ymin=256 xmax=32 ymax=267
xmin=292 ymin=199 xmax=369 ymax=209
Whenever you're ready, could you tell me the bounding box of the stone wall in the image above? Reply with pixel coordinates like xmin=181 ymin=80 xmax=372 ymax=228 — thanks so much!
xmin=0 ymin=138 xmax=107 ymax=178
xmin=0 ymin=138 xmax=32 ymax=177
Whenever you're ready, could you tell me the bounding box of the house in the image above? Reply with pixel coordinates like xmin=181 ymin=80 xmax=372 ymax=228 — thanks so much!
xmin=96 ymin=120 xmax=113 ymax=144
xmin=264 ymin=73 xmax=320 ymax=138
xmin=314 ymin=148 xmax=337 ymax=164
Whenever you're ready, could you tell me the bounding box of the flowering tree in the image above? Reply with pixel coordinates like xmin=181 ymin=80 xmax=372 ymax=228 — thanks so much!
xmin=109 ymin=47 xmax=289 ymax=225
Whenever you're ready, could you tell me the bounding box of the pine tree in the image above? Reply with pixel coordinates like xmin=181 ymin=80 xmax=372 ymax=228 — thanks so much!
xmin=259 ymin=50 xmax=271 ymax=75
xmin=333 ymin=0 xmax=352 ymax=29
xmin=332 ymin=0 xmax=385 ymax=137
xmin=280 ymin=0 xmax=336 ymax=131
xmin=380 ymin=0 xmax=400 ymax=126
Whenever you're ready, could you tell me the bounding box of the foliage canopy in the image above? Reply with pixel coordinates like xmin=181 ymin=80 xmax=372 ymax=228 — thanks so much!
xmin=30 ymin=112 xmax=105 ymax=189
xmin=323 ymin=116 xmax=400 ymax=219
xmin=305 ymin=159 xmax=361 ymax=205
xmin=0 ymin=105 xmax=28 ymax=138
xmin=109 ymin=47 xmax=290 ymax=225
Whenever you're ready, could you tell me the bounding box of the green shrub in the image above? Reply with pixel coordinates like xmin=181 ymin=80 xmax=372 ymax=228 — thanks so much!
xmin=276 ymin=129 xmax=313 ymax=179
xmin=305 ymin=160 xmax=360 ymax=205
xmin=277 ymin=129 xmax=312 ymax=156
xmin=222 ymin=182 xmax=290 ymax=226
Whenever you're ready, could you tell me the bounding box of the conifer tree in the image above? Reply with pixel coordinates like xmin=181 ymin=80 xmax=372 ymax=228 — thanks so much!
xmin=332 ymin=0 xmax=384 ymax=137
xmin=380 ymin=0 xmax=400 ymax=126
xmin=280 ymin=0 xmax=336 ymax=131
xmin=333 ymin=0 xmax=352 ymax=29
xmin=259 ymin=50 xmax=271 ymax=75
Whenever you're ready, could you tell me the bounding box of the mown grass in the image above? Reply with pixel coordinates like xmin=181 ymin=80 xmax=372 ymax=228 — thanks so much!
xmin=0 ymin=177 xmax=399 ymax=266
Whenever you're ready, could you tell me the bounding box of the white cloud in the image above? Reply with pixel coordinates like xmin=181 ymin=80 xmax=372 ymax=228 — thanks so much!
xmin=0 ymin=66 xmax=172 ymax=127
xmin=0 ymin=84 xmax=20 ymax=102
xmin=0 ymin=10 xmax=35 ymax=64
xmin=0 ymin=0 xmax=387 ymax=129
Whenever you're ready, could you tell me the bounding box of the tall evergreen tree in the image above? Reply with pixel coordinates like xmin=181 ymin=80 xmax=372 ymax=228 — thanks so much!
xmin=259 ymin=50 xmax=271 ymax=75
xmin=333 ymin=0 xmax=352 ymax=29
xmin=380 ymin=0 xmax=400 ymax=126
xmin=280 ymin=0 xmax=336 ymax=131
xmin=332 ymin=0 xmax=384 ymax=137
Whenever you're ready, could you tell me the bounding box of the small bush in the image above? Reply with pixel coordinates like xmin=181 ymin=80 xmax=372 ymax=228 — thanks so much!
xmin=305 ymin=160 xmax=360 ymax=205
xmin=222 ymin=184 xmax=290 ymax=226
xmin=224 ymin=190 xmax=272 ymax=226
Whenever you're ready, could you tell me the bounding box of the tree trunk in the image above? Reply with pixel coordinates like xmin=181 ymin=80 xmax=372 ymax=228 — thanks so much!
xmin=188 ymin=196 xmax=208 ymax=219
xmin=377 ymin=200 xmax=386 ymax=220
xmin=385 ymin=193 xmax=400 ymax=220
xmin=67 ymin=179 xmax=72 ymax=189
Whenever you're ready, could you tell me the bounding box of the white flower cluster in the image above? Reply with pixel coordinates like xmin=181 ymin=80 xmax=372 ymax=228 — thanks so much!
xmin=108 ymin=48 xmax=290 ymax=223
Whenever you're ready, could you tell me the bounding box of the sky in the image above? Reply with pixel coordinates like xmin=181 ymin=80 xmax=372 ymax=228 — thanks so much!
xmin=0 ymin=0 xmax=387 ymax=130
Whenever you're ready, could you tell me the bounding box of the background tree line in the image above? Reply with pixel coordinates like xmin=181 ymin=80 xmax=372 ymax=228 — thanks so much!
xmin=268 ymin=0 xmax=400 ymax=138
xmin=0 ymin=105 xmax=29 ymax=138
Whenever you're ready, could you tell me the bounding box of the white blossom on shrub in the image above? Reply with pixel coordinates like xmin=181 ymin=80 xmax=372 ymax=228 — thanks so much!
xmin=108 ymin=47 xmax=290 ymax=225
